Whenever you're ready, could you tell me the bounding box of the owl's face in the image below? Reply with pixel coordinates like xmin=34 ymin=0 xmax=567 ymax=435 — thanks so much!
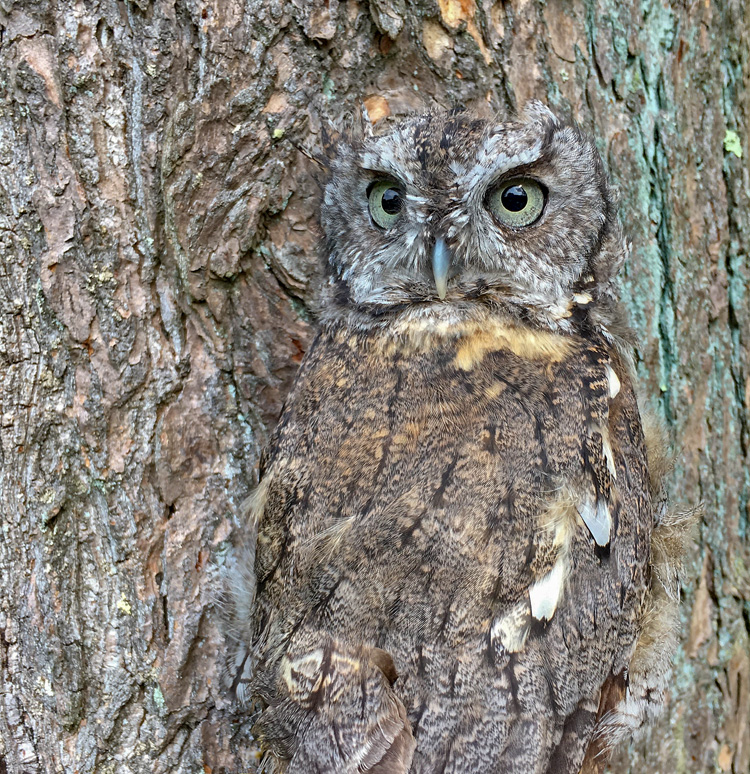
xmin=320 ymin=103 xmax=625 ymax=328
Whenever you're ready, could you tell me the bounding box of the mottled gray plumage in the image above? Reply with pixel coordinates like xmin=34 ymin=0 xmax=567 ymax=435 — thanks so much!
xmin=229 ymin=104 xmax=688 ymax=774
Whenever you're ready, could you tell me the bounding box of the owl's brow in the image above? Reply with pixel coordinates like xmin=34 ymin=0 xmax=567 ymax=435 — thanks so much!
xmin=459 ymin=145 xmax=544 ymax=185
xmin=360 ymin=146 xmax=419 ymax=186
xmin=359 ymin=165 xmax=404 ymax=182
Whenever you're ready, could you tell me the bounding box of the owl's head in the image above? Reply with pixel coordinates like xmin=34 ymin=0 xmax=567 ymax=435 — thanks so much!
xmin=319 ymin=103 xmax=627 ymax=332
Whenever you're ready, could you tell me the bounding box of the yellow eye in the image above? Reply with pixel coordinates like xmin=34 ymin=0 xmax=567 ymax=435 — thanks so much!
xmin=368 ymin=180 xmax=405 ymax=229
xmin=487 ymin=178 xmax=545 ymax=227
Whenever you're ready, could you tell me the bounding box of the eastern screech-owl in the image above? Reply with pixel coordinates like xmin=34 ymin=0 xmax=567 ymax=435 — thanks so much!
xmin=230 ymin=104 xmax=687 ymax=774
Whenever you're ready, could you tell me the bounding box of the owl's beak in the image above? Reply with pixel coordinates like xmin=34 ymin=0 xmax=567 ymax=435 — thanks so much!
xmin=432 ymin=238 xmax=451 ymax=300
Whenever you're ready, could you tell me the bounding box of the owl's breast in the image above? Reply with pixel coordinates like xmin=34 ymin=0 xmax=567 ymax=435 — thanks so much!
xmin=260 ymin=317 xmax=646 ymax=618
xmin=250 ymin=315 xmax=652 ymax=770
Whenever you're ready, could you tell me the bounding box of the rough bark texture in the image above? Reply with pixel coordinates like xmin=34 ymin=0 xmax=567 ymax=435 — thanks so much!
xmin=0 ymin=0 xmax=748 ymax=772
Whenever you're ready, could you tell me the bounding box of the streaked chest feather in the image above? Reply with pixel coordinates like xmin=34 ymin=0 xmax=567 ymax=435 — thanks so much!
xmin=261 ymin=318 xmax=644 ymax=618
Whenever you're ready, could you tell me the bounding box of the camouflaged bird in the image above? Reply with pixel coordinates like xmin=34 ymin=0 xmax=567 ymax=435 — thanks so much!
xmin=230 ymin=104 xmax=689 ymax=774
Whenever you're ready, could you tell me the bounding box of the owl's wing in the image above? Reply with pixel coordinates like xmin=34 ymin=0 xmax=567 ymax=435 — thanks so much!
xmin=580 ymin=419 xmax=695 ymax=770
xmin=252 ymin=637 xmax=415 ymax=774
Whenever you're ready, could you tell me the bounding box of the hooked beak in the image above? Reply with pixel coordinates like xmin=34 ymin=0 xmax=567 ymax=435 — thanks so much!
xmin=431 ymin=237 xmax=451 ymax=300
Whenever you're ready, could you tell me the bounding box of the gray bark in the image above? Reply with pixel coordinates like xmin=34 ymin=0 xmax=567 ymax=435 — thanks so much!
xmin=0 ymin=0 xmax=748 ymax=772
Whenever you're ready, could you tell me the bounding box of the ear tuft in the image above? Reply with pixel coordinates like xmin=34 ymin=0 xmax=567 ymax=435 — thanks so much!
xmin=523 ymin=100 xmax=562 ymax=128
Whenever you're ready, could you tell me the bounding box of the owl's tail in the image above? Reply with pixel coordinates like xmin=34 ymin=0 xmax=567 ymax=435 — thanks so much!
xmin=253 ymin=635 xmax=416 ymax=774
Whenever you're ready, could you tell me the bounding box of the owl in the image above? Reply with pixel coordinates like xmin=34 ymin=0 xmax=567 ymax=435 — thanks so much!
xmin=230 ymin=104 xmax=689 ymax=774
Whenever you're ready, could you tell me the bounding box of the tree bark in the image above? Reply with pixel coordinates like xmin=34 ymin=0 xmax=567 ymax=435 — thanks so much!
xmin=0 ymin=0 xmax=747 ymax=772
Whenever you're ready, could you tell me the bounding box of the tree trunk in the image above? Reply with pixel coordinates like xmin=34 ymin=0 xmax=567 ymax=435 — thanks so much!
xmin=0 ymin=0 xmax=747 ymax=772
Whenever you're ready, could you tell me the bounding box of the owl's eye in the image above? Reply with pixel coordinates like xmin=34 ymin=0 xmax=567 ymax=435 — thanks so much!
xmin=367 ymin=180 xmax=405 ymax=229
xmin=487 ymin=178 xmax=545 ymax=228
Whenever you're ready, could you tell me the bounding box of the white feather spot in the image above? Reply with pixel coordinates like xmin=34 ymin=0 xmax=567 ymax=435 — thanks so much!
xmin=601 ymin=433 xmax=617 ymax=479
xmin=491 ymin=600 xmax=531 ymax=653
xmin=281 ymin=649 xmax=325 ymax=695
xmin=606 ymin=364 xmax=621 ymax=400
xmin=577 ymin=495 xmax=611 ymax=546
xmin=529 ymin=556 xmax=566 ymax=622
xmin=548 ymin=299 xmax=572 ymax=319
